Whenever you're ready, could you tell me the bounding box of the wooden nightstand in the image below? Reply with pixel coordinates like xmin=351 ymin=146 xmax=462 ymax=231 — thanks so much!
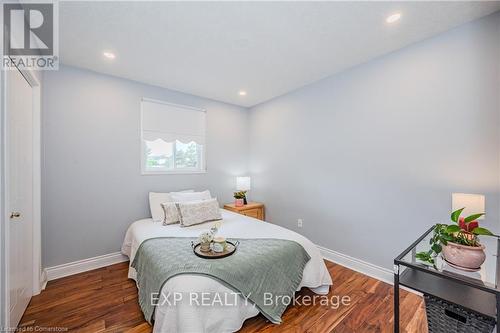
xmin=223 ymin=202 xmax=265 ymax=221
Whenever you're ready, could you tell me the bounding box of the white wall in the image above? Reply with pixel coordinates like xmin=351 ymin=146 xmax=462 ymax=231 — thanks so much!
xmin=42 ymin=12 xmax=500 ymax=274
xmin=42 ymin=66 xmax=248 ymax=267
xmin=248 ymin=13 xmax=500 ymax=269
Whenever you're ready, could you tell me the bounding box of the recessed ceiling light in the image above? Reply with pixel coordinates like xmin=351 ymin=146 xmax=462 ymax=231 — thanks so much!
xmin=239 ymin=91 xmax=247 ymax=96
xmin=386 ymin=12 xmax=402 ymax=24
xmin=103 ymin=51 xmax=116 ymax=59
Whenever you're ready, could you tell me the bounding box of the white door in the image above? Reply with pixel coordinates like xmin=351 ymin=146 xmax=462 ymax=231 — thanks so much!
xmin=7 ymin=68 xmax=34 ymax=328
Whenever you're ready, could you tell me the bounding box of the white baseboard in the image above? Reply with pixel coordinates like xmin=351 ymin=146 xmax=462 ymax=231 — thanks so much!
xmin=317 ymin=245 xmax=394 ymax=285
xmin=45 ymin=252 xmax=129 ymax=281
xmin=317 ymin=244 xmax=422 ymax=296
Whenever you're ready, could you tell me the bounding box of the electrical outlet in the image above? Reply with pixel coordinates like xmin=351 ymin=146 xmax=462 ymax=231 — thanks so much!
xmin=297 ymin=219 xmax=303 ymax=228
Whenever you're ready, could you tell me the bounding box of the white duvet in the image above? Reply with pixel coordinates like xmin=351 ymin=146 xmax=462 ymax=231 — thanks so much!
xmin=121 ymin=209 xmax=332 ymax=333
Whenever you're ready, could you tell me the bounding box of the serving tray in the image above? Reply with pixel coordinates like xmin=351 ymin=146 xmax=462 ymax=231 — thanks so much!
xmin=191 ymin=240 xmax=239 ymax=259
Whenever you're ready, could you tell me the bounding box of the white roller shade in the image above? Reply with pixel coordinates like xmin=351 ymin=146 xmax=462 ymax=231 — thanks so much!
xmin=142 ymin=99 xmax=206 ymax=139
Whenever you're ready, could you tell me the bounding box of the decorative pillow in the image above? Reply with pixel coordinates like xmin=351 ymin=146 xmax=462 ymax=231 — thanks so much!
xmin=149 ymin=190 xmax=193 ymax=222
xmin=170 ymin=190 xmax=212 ymax=203
xmin=161 ymin=202 xmax=181 ymax=225
xmin=177 ymin=198 xmax=222 ymax=227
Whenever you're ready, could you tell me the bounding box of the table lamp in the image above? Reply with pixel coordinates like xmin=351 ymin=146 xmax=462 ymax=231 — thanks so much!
xmin=236 ymin=177 xmax=251 ymax=205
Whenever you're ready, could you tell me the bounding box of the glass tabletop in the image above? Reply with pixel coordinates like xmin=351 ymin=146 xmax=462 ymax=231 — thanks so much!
xmin=397 ymin=227 xmax=500 ymax=292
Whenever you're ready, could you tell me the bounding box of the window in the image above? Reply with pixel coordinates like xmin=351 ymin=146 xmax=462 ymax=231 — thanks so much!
xmin=141 ymin=98 xmax=206 ymax=174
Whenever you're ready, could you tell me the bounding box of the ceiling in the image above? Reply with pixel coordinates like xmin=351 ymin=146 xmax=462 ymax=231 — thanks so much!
xmin=59 ymin=1 xmax=500 ymax=107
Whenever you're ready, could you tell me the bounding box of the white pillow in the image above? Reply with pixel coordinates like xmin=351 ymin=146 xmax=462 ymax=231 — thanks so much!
xmin=170 ymin=190 xmax=212 ymax=203
xmin=177 ymin=198 xmax=222 ymax=227
xmin=149 ymin=190 xmax=193 ymax=222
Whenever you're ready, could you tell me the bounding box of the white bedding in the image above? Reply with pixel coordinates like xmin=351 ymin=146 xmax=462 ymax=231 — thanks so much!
xmin=121 ymin=209 xmax=332 ymax=333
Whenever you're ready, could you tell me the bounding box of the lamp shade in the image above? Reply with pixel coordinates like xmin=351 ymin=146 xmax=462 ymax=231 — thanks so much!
xmin=452 ymin=193 xmax=485 ymax=220
xmin=236 ymin=177 xmax=251 ymax=191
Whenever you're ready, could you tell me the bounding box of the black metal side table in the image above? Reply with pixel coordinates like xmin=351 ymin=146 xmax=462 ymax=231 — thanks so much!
xmin=394 ymin=226 xmax=500 ymax=332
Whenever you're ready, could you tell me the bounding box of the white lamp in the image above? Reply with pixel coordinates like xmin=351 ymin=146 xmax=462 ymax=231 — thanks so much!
xmin=236 ymin=177 xmax=251 ymax=191
xmin=452 ymin=193 xmax=485 ymax=220
xmin=236 ymin=177 xmax=251 ymax=204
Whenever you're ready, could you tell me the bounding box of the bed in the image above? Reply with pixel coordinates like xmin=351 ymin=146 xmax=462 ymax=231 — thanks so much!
xmin=121 ymin=208 xmax=332 ymax=333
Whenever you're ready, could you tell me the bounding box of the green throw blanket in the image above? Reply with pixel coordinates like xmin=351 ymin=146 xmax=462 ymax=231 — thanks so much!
xmin=131 ymin=237 xmax=311 ymax=324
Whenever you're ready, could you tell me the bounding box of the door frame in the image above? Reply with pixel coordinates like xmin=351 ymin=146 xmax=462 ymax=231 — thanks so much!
xmin=1 ymin=66 xmax=42 ymax=328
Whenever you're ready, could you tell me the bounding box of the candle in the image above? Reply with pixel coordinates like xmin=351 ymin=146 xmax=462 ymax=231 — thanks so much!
xmin=213 ymin=236 xmax=226 ymax=253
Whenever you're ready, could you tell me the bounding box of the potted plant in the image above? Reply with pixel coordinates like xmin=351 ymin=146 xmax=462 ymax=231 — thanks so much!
xmin=416 ymin=208 xmax=494 ymax=271
xmin=233 ymin=191 xmax=247 ymax=207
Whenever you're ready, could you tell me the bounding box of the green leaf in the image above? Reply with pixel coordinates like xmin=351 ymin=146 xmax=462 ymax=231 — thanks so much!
xmin=416 ymin=252 xmax=427 ymax=259
xmin=446 ymin=225 xmax=461 ymax=233
xmin=416 ymin=252 xmax=434 ymax=265
xmin=471 ymin=227 xmax=494 ymax=236
xmin=442 ymin=234 xmax=454 ymax=241
xmin=464 ymin=213 xmax=485 ymax=223
xmin=451 ymin=208 xmax=465 ymax=223
xmin=431 ymin=243 xmax=442 ymax=254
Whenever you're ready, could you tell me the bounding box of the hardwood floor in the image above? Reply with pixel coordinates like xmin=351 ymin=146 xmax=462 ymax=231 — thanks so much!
xmin=20 ymin=261 xmax=427 ymax=332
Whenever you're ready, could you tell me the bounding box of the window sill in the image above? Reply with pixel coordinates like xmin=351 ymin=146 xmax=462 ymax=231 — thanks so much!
xmin=141 ymin=170 xmax=207 ymax=175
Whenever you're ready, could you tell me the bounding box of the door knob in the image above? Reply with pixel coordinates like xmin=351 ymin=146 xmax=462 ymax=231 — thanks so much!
xmin=10 ymin=212 xmax=20 ymax=219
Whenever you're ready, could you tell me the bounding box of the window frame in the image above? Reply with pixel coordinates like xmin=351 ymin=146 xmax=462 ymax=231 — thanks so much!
xmin=140 ymin=98 xmax=207 ymax=175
